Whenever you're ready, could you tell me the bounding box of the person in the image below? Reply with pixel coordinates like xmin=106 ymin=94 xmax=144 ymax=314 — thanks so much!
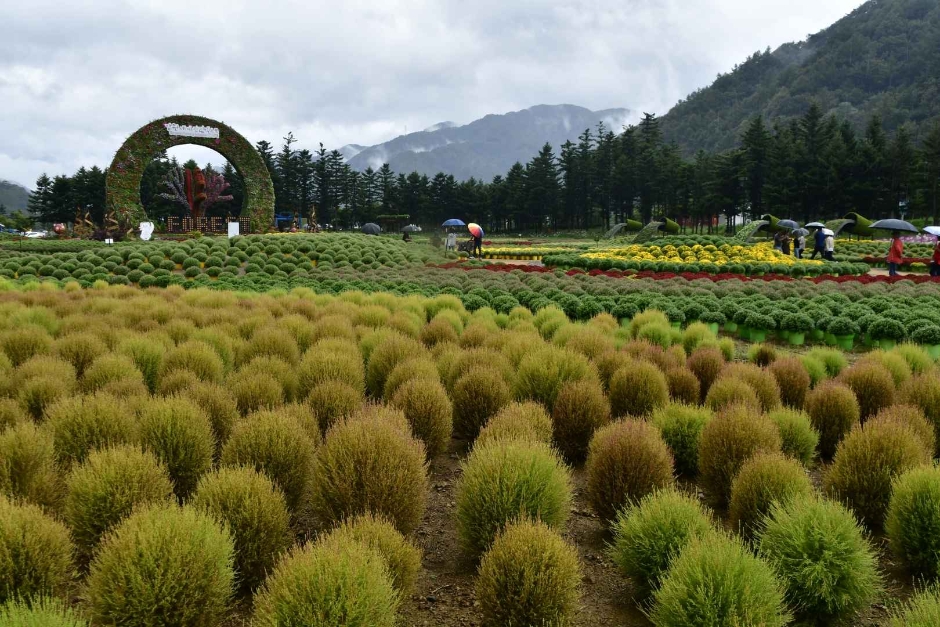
xmin=773 ymin=231 xmax=783 ymax=251
xmin=811 ymin=227 xmax=826 ymax=259
xmin=473 ymin=233 xmax=483 ymax=258
xmin=932 ymin=236 xmax=940 ymax=277
xmin=402 ymin=231 xmax=412 ymax=242
xmin=795 ymin=232 xmax=806 ymax=259
xmin=824 ymin=232 xmax=835 ymax=261
xmin=887 ymin=231 xmax=904 ymax=277
xmin=780 ymin=232 xmax=791 ymax=256
xmin=445 ymin=232 xmax=457 ymax=251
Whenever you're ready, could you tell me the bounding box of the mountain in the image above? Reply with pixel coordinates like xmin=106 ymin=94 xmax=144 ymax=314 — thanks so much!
xmin=344 ymin=104 xmax=635 ymax=181
xmin=660 ymin=0 xmax=940 ymax=155
xmin=0 ymin=180 xmax=29 ymax=212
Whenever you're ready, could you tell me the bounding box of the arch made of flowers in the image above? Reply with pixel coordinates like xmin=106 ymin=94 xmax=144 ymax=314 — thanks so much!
xmin=106 ymin=115 xmax=274 ymax=232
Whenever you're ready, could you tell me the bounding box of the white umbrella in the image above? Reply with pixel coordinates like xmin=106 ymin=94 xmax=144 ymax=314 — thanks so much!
xmin=806 ymin=222 xmax=826 ymax=228
xmin=822 ymin=229 xmax=834 ymax=236
xmin=923 ymin=226 xmax=940 ymax=237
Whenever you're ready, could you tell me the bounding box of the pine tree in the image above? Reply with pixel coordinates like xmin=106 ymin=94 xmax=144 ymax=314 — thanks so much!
xmin=920 ymin=123 xmax=940 ymax=223
xmin=741 ymin=116 xmax=770 ymax=220
xmin=27 ymin=174 xmax=52 ymax=222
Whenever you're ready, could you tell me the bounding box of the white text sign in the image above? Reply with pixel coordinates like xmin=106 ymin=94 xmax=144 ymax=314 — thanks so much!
xmin=164 ymin=123 xmax=220 ymax=139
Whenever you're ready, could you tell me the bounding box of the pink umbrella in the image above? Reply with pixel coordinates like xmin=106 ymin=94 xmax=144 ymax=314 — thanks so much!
xmin=468 ymin=223 xmax=484 ymax=238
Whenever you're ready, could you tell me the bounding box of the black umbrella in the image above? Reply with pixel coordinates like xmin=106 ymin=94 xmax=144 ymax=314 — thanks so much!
xmin=870 ymin=219 xmax=919 ymax=234
xmin=777 ymin=219 xmax=801 ymax=230
xmin=361 ymin=223 xmax=381 ymax=235
xmin=401 ymin=224 xmax=420 ymax=233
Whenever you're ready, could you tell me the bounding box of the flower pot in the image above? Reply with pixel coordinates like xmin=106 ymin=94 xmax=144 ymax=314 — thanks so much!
xmin=927 ymin=345 xmax=940 ymax=360
xmin=788 ymin=332 xmax=806 ymax=346
xmin=836 ymin=334 xmax=854 ymax=351
xmin=739 ymin=326 xmax=751 ymax=341
xmin=751 ymin=329 xmax=768 ymax=343
xmin=724 ymin=322 xmax=738 ymax=333
xmin=824 ymin=333 xmax=837 ymax=346
xmin=809 ymin=329 xmax=825 ymax=342
xmin=779 ymin=329 xmax=791 ymax=342
xmin=862 ymin=334 xmax=874 ymax=348
xmin=706 ymin=323 xmax=720 ymax=335
xmin=879 ymin=339 xmax=897 ymax=351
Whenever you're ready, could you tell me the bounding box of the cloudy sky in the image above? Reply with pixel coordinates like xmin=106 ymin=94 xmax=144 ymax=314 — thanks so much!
xmin=2 ymin=0 xmax=863 ymax=188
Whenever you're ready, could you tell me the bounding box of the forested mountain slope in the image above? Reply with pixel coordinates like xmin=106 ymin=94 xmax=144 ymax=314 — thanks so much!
xmin=660 ymin=0 xmax=940 ymax=154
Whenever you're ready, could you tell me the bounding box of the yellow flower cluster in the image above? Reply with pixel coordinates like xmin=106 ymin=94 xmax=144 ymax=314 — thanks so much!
xmin=582 ymin=242 xmax=824 ymax=267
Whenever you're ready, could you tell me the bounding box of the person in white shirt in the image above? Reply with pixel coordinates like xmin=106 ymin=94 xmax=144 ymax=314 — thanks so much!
xmin=445 ymin=232 xmax=457 ymax=251
xmin=824 ymin=234 xmax=835 ymax=261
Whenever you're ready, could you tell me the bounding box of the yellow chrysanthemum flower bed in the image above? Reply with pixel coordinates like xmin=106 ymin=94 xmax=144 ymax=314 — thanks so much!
xmin=580 ymin=242 xmax=824 ymax=267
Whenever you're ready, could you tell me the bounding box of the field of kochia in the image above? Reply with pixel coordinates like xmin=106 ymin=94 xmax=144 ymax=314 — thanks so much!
xmin=2 ymin=234 xmax=940 ymax=625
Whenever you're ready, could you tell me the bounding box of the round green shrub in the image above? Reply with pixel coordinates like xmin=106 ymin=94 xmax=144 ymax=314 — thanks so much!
xmin=85 ymin=504 xmax=234 ymax=627
xmin=320 ymin=513 xmax=422 ymax=596
xmin=0 ymin=399 xmax=26 ymax=432
xmin=895 ymin=344 xmax=935 ymax=375
xmin=889 ymin=587 xmax=940 ymax=626
xmin=227 ymin=369 xmax=283 ymax=415
xmin=312 ymin=412 xmax=427 ymax=534
xmin=551 ymin=379 xmax=610 ymax=462
xmin=860 ymin=351 xmax=913 ymax=387
xmin=609 ymin=489 xmax=713 ymax=597
xmin=0 ymin=422 xmax=59 ymax=509
xmin=807 ymin=347 xmax=848 ymax=378
xmin=720 ymin=363 xmax=781 ymax=413
xmin=704 ymin=377 xmax=760 ymax=412
xmin=160 ymin=340 xmax=225 ymax=384
xmin=181 ymin=382 xmax=239 ymax=450
xmin=650 ymin=403 xmax=713 ymax=477
xmin=748 ymin=343 xmax=777 ymax=367
xmin=383 ymin=357 xmax=440 ymax=400
xmin=81 ymin=354 xmax=145 ymax=394
xmin=886 ymin=465 xmax=940 ymax=579
xmin=687 ymin=346 xmax=725 ymax=400
xmin=758 ymin=495 xmax=881 ymax=623
xmin=220 ymin=410 xmax=317 ymax=516
xmin=64 ymin=445 xmax=173 ymax=566
xmin=0 ymin=596 xmax=88 ymax=626
xmin=825 ymin=417 xmax=930 ymax=530
xmin=698 ymin=404 xmax=782 ymax=509
xmin=299 ymin=348 xmax=365 ymax=395
xmin=650 ymin=532 xmax=789 ymax=627
xmin=0 ymin=495 xmax=73 ymax=604
xmin=900 ymin=373 xmax=940 ymax=456
xmin=839 ymin=361 xmax=895 ymax=420
xmin=586 ymin=419 xmax=675 ymax=522
xmin=138 ymin=397 xmax=215 ymax=499
xmin=609 ymin=361 xmax=669 ymax=418
xmin=452 ymin=367 xmax=511 ymax=439
xmin=456 ymin=439 xmax=571 ymax=558
xmin=767 ymin=408 xmax=819 ymax=467
xmin=769 ymin=357 xmax=810 ymax=410
xmin=476 ymin=401 xmax=553 ymax=448
xmin=664 ymin=367 xmax=701 ymax=405
xmin=45 ymin=394 xmax=135 ymax=469
xmin=476 ymin=519 xmax=581 ymax=627
xmin=251 ymin=535 xmax=398 ymax=627
xmin=806 ymin=381 xmax=861 ymax=460
xmin=728 ymin=452 xmax=813 ymax=540
xmin=389 ymin=379 xmax=452 ymax=459
xmin=365 ymin=333 xmax=423 ymax=397
xmin=872 ymin=404 xmax=937 ymax=456
xmin=192 ymin=467 xmax=291 ymax=593
xmin=512 ymin=346 xmax=596 ymax=411
xmin=157 ymin=369 xmax=195 ymax=396
xmin=307 ymin=381 xmax=364 ymax=434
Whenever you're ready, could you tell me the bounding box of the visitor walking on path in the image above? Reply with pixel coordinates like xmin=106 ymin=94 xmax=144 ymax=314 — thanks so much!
xmin=472 ymin=234 xmax=483 ymax=258
xmin=780 ymin=232 xmax=791 ymax=256
xmin=887 ymin=231 xmax=904 ymax=277
xmin=824 ymin=233 xmax=835 ymax=261
xmin=773 ymin=231 xmax=783 ymax=251
xmin=931 ymin=236 xmax=940 ymax=277
xmin=811 ymin=228 xmax=826 ymax=259
xmin=795 ymin=233 xmax=806 ymax=259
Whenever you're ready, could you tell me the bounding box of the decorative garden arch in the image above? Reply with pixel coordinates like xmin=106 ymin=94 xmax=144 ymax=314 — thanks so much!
xmin=106 ymin=115 xmax=274 ymax=232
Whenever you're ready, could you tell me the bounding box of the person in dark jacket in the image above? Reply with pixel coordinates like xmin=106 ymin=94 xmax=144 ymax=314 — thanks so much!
xmin=810 ymin=227 xmax=826 ymax=259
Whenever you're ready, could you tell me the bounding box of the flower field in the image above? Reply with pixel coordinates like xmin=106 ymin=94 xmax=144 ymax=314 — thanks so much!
xmin=4 ymin=234 xmax=940 ymax=625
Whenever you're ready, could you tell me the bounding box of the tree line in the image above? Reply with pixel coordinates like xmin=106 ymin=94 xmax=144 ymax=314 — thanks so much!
xmin=22 ymin=104 xmax=940 ymax=234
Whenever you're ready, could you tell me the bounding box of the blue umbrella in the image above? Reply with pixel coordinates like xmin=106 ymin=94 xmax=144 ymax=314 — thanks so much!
xmin=442 ymin=219 xmax=466 ymax=227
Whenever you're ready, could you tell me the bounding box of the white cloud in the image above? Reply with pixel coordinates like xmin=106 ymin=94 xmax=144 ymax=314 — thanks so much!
xmin=0 ymin=0 xmax=863 ymax=187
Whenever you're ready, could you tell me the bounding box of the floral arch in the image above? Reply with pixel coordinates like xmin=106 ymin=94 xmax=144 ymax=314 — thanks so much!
xmin=105 ymin=115 xmax=274 ymax=232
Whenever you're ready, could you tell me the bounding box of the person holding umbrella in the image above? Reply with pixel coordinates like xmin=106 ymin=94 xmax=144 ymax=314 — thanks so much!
xmin=932 ymin=235 xmax=940 ymax=277
xmin=811 ymin=227 xmax=826 ymax=260
xmin=794 ymin=230 xmax=807 ymax=259
xmin=468 ymin=223 xmax=484 ymax=258
xmin=887 ymin=231 xmax=904 ymax=277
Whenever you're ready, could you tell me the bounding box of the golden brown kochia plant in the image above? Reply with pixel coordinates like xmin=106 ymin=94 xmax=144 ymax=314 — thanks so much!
xmin=805 ymin=381 xmax=860 ymax=460
xmin=551 ymin=379 xmax=611 ymax=463
xmin=585 ymin=419 xmax=675 ymax=522
xmin=698 ymin=403 xmax=782 ymax=509
xmin=608 ymin=361 xmax=669 ymax=418
xmin=727 ymin=452 xmax=813 ymax=540
xmin=311 ymin=411 xmax=428 ymax=535
xmin=476 ymin=401 xmax=553 ymax=449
